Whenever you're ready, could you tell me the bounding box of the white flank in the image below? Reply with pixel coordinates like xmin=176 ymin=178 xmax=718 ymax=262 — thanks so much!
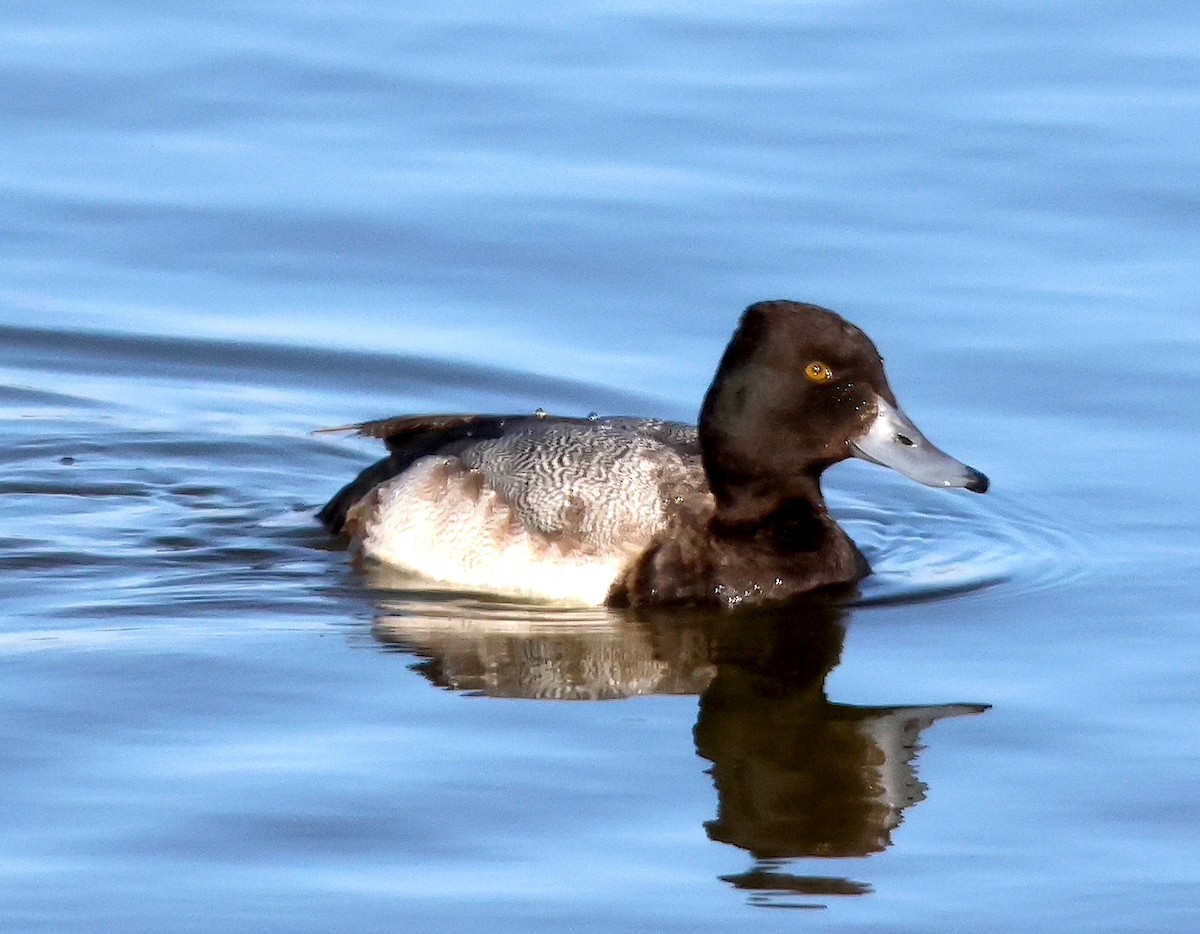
xmin=348 ymin=457 xmax=636 ymax=606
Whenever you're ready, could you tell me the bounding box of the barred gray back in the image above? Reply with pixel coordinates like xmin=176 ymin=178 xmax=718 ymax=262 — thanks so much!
xmin=458 ymin=417 xmax=703 ymax=552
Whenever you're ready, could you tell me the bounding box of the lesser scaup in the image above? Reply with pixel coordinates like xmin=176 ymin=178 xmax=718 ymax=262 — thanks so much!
xmin=319 ymin=301 xmax=987 ymax=608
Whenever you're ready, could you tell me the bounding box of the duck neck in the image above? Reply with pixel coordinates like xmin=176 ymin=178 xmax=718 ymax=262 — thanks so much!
xmin=709 ymin=473 xmax=833 ymax=551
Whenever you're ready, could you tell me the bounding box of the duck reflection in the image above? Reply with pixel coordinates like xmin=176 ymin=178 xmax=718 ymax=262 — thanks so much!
xmin=688 ymin=606 xmax=986 ymax=860
xmin=373 ymin=595 xmax=715 ymax=699
xmin=371 ymin=584 xmax=987 ymax=904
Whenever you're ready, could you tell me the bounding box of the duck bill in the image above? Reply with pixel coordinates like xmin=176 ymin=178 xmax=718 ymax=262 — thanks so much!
xmin=849 ymin=395 xmax=989 ymax=493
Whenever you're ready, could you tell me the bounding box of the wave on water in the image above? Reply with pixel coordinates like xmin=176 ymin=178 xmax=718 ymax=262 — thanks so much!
xmin=830 ymin=470 xmax=1080 ymax=607
xmin=0 ymin=320 xmax=671 ymax=418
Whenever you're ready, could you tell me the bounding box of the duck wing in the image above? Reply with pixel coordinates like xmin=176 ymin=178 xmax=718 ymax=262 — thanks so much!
xmin=316 ymin=414 xmax=534 ymax=532
xmin=317 ymin=414 xmax=704 ymax=545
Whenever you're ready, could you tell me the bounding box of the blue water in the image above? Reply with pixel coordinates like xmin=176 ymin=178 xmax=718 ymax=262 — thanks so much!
xmin=3 ymin=1 xmax=1199 ymax=931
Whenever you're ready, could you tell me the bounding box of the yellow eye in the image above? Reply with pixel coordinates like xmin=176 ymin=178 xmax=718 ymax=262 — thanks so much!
xmin=805 ymin=361 xmax=833 ymax=384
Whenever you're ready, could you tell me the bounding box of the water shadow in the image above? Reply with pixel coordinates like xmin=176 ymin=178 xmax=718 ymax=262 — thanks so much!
xmin=370 ymin=587 xmax=987 ymax=906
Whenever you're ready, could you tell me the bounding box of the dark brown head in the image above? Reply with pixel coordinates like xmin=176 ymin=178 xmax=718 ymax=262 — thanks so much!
xmin=699 ymin=301 xmax=987 ymax=524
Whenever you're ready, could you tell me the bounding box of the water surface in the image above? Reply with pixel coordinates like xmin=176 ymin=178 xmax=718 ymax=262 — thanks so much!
xmin=2 ymin=1 xmax=1199 ymax=931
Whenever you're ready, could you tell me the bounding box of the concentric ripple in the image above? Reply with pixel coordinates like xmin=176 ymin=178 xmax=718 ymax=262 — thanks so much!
xmin=830 ymin=471 xmax=1081 ymax=606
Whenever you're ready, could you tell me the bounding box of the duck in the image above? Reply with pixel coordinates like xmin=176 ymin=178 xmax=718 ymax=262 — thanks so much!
xmin=318 ymin=300 xmax=988 ymax=608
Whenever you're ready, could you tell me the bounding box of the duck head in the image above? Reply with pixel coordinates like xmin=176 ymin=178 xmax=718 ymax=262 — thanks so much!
xmin=699 ymin=301 xmax=987 ymax=524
